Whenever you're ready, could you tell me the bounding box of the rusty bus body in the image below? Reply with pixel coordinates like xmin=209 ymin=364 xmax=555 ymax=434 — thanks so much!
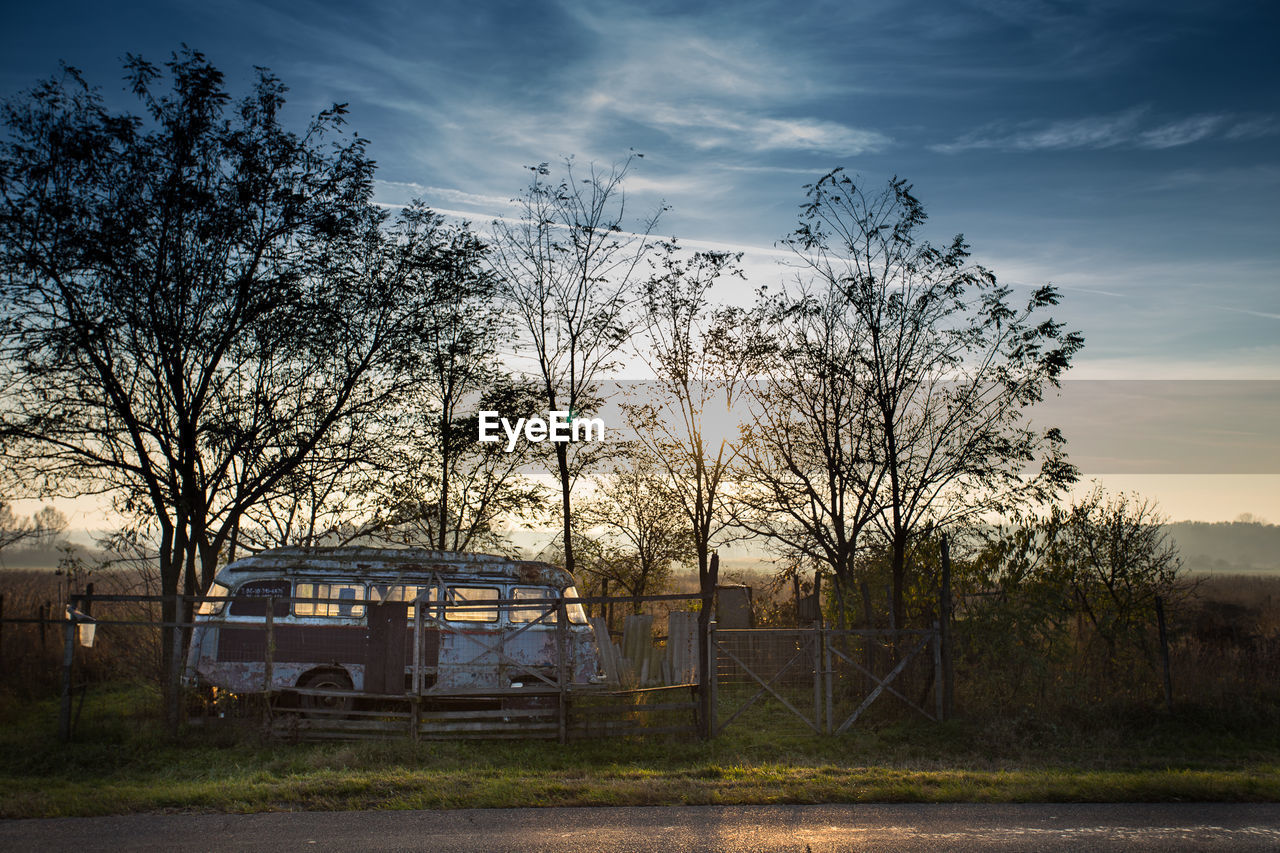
xmin=183 ymin=547 xmax=602 ymax=705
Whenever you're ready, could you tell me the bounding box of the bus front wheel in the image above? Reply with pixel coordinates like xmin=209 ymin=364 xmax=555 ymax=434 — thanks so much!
xmin=298 ymin=670 xmax=354 ymax=718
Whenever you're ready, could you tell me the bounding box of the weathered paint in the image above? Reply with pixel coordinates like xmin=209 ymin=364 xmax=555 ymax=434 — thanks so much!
xmin=185 ymin=547 xmax=602 ymax=698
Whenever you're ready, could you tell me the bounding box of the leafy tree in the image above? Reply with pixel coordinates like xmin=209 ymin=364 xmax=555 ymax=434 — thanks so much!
xmin=390 ymin=209 xmax=519 ymax=550
xmin=489 ymin=156 xmax=663 ymax=575
xmin=629 ymin=241 xmax=759 ymax=732
xmin=227 ymin=405 xmax=378 ymax=553
xmin=1055 ymin=488 xmax=1185 ymax=659
xmin=0 ymin=50 xmax=452 ymax=721
xmin=964 ymin=488 xmax=1186 ymax=707
xmin=227 ymin=208 xmax=544 ymax=556
xmin=784 ymin=171 xmax=1084 ymax=628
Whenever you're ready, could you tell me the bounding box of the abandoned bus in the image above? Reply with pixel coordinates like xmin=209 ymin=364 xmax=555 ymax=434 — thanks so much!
xmin=183 ymin=547 xmax=602 ymax=706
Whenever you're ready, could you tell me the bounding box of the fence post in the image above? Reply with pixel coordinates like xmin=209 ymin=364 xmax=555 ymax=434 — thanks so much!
xmin=167 ymin=598 xmax=184 ymax=736
xmin=940 ymin=535 xmax=954 ymax=721
xmin=823 ymin=625 xmax=833 ymax=735
xmin=58 ymin=595 xmax=78 ymax=742
xmin=0 ymin=592 xmax=5 ymax=673
xmin=707 ymin=619 xmax=718 ymax=738
xmin=262 ymin=598 xmax=275 ymax=733
xmin=1155 ymin=595 xmax=1174 ymax=712
xmin=812 ymin=624 xmax=822 ymax=733
xmin=697 ymin=553 xmax=719 ymax=740
xmin=933 ymin=621 xmax=944 ymax=722
xmin=40 ymin=601 xmax=49 ymax=656
xmin=411 ymin=595 xmax=423 ymax=741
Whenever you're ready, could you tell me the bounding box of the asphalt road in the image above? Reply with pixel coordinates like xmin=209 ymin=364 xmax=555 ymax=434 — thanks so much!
xmin=3 ymin=804 xmax=1280 ymax=852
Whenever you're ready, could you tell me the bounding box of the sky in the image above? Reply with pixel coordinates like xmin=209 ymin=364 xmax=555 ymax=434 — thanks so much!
xmin=2 ymin=0 xmax=1278 ymax=527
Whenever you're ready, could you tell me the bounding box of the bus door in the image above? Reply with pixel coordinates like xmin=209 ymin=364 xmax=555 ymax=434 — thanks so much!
xmin=370 ymin=583 xmax=439 ymax=692
xmin=364 ymin=601 xmax=408 ymax=694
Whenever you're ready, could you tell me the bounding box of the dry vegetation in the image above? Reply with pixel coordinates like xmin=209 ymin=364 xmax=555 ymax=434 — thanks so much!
xmin=5 ymin=566 xmax=1280 ymax=715
xmin=0 ymin=567 xmax=163 ymax=698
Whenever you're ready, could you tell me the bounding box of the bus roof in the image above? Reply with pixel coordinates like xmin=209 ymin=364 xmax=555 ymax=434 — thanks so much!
xmin=220 ymin=547 xmax=575 ymax=588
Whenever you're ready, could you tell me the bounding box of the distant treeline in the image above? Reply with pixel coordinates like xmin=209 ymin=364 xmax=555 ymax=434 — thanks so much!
xmin=1168 ymin=521 xmax=1280 ymax=574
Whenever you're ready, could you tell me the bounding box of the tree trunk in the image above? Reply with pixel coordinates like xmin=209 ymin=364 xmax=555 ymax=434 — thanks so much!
xmin=439 ymin=409 xmax=450 ymax=551
xmin=697 ymin=551 xmax=719 ymax=739
xmin=157 ymin=524 xmax=180 ymax=735
xmin=555 ymin=440 xmax=574 ymax=576
xmin=891 ymin=531 xmax=908 ymax=631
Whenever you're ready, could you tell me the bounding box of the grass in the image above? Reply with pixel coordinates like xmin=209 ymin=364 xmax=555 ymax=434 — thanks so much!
xmin=1 ymin=683 xmax=1279 ymax=817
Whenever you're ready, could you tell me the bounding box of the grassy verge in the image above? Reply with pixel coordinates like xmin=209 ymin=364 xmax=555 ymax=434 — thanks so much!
xmin=2 ymin=684 xmax=1278 ymax=818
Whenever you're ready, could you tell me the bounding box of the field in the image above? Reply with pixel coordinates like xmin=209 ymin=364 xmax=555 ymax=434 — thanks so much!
xmin=2 ymin=569 xmax=1279 ymax=818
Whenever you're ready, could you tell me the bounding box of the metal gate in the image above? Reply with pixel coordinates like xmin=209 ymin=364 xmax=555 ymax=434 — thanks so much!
xmin=711 ymin=624 xmax=943 ymax=735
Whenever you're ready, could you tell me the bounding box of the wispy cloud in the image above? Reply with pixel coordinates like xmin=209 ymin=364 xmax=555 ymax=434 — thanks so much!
xmin=1213 ymin=305 xmax=1280 ymax=322
xmin=563 ymin=6 xmax=887 ymax=157
xmin=634 ymin=104 xmax=889 ymax=155
xmin=1141 ymin=164 xmax=1280 ymax=193
xmin=1139 ymin=115 xmax=1224 ymax=149
xmin=374 ymin=181 xmax=514 ymax=212
xmin=933 ymin=108 xmax=1276 ymax=153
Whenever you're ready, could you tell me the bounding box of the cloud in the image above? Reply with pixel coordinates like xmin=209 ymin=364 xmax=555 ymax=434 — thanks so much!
xmin=1223 ymin=116 xmax=1280 ymax=141
xmin=933 ymin=107 xmax=1270 ymax=153
xmin=1141 ymin=164 xmax=1280 ymax=192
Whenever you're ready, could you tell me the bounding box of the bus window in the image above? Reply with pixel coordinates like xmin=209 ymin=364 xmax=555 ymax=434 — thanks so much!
xmin=510 ymin=587 xmax=554 ymax=623
xmin=369 ymin=584 xmax=437 ymax=618
xmin=229 ymin=580 xmax=291 ymax=617
xmin=295 ymin=582 xmax=366 ymax=618
xmin=197 ymin=582 xmax=231 ymax=616
xmin=445 ymin=586 xmax=499 ymax=622
xmin=563 ymin=586 xmax=589 ymax=625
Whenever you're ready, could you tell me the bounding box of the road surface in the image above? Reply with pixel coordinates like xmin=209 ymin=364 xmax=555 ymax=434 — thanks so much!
xmin=3 ymin=803 xmax=1279 ymax=851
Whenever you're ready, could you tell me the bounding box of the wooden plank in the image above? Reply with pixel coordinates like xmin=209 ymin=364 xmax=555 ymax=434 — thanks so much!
xmin=570 ymin=701 xmax=698 ymax=717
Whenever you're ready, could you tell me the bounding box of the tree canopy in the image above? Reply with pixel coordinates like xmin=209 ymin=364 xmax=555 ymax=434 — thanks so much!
xmin=0 ymin=50 xmax=466 ymax=718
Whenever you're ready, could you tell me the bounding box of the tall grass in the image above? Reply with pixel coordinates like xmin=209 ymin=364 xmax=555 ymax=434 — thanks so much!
xmin=2 ymin=682 xmax=1279 ymax=817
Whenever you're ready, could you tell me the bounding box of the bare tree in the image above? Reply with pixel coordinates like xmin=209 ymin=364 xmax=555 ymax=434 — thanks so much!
xmin=489 ymin=156 xmax=663 ymax=575
xmin=735 ymin=279 xmax=886 ymax=627
xmin=578 ymin=450 xmax=693 ymax=611
xmin=632 ymin=242 xmax=751 ymax=591
xmin=0 ymin=502 xmax=29 ymax=552
xmin=786 ymin=171 xmax=1083 ymax=628
xmin=229 ymin=408 xmax=377 ymax=552
xmin=628 ymin=241 xmax=758 ymax=728
xmin=361 ymin=375 xmax=547 ymax=554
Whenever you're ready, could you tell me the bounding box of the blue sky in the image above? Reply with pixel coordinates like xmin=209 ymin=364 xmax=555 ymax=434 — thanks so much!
xmin=3 ymin=0 xmax=1279 ymax=522
xmin=4 ymin=0 xmax=1277 ymax=378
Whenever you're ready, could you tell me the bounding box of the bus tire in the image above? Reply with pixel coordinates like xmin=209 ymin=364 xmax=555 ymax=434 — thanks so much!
xmin=298 ymin=669 xmax=354 ymax=718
